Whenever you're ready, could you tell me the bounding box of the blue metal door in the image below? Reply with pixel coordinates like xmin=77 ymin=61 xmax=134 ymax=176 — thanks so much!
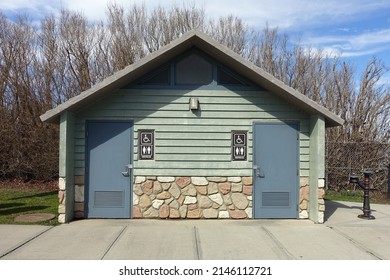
xmin=86 ymin=121 xmax=132 ymax=218
xmin=253 ymin=123 xmax=299 ymax=218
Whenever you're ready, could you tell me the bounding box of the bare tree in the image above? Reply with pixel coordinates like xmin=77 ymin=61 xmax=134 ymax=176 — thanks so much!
xmin=0 ymin=3 xmax=388 ymax=185
xmin=144 ymin=4 xmax=206 ymax=52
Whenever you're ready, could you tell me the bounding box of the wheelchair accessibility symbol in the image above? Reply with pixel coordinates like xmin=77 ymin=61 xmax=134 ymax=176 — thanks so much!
xmin=140 ymin=132 xmax=153 ymax=145
xmin=233 ymin=133 xmax=246 ymax=146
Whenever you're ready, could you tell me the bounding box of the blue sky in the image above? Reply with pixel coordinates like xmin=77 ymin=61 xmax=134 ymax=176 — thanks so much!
xmin=1 ymin=0 xmax=390 ymax=82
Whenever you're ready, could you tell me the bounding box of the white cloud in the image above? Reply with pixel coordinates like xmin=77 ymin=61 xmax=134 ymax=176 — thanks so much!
xmin=2 ymin=0 xmax=390 ymax=67
xmin=3 ymin=0 xmax=390 ymax=28
xmin=1 ymin=0 xmax=60 ymax=13
xmin=202 ymin=0 xmax=390 ymax=30
xmin=304 ymin=29 xmax=390 ymax=58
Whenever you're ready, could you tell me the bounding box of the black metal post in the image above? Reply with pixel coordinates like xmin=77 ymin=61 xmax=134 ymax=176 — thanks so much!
xmin=387 ymin=164 xmax=390 ymax=201
xmin=358 ymin=170 xmax=375 ymax=220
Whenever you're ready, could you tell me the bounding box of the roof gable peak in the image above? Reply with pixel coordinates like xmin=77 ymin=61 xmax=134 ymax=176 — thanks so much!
xmin=40 ymin=30 xmax=343 ymax=127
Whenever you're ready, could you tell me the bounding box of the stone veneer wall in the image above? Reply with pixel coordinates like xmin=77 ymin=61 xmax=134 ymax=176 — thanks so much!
xmin=299 ymin=177 xmax=325 ymax=223
xmin=132 ymin=176 xmax=253 ymax=219
xmin=317 ymin=178 xmax=326 ymax=223
xmin=58 ymin=177 xmax=66 ymax=223
xmin=58 ymin=176 xmax=317 ymax=221
xmin=299 ymin=177 xmax=310 ymax=219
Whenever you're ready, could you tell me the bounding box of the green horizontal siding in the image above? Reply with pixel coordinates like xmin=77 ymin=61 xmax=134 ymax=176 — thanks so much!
xmin=74 ymin=89 xmax=311 ymax=177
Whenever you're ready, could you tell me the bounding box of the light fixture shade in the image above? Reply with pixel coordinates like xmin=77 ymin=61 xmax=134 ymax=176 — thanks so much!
xmin=189 ymin=97 xmax=199 ymax=110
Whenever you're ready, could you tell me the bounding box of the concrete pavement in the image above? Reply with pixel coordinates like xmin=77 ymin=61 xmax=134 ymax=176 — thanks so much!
xmin=1 ymin=200 xmax=389 ymax=260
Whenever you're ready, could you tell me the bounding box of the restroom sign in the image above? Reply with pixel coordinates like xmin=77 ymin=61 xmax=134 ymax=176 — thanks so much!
xmin=232 ymin=131 xmax=247 ymax=161
xmin=139 ymin=130 xmax=154 ymax=160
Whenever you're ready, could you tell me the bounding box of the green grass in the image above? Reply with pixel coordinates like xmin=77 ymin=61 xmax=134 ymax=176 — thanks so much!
xmin=325 ymin=189 xmax=389 ymax=204
xmin=0 ymin=187 xmax=59 ymax=226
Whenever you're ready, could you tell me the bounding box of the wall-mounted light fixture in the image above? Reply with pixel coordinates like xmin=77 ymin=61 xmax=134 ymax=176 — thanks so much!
xmin=189 ymin=97 xmax=199 ymax=110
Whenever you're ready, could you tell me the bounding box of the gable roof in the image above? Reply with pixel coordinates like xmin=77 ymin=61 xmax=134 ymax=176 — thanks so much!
xmin=40 ymin=30 xmax=343 ymax=127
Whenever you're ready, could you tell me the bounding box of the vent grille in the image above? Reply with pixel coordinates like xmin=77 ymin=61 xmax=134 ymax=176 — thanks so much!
xmin=94 ymin=191 xmax=124 ymax=207
xmin=262 ymin=192 xmax=289 ymax=207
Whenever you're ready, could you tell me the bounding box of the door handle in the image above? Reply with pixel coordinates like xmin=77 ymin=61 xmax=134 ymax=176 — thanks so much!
xmin=253 ymin=165 xmax=265 ymax=178
xmin=121 ymin=164 xmax=132 ymax=177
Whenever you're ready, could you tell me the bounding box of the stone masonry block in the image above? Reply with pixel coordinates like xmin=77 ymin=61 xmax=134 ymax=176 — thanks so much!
xmin=245 ymin=207 xmax=253 ymax=218
xmin=195 ymin=186 xmax=207 ymax=195
xmin=182 ymin=185 xmax=197 ymax=196
xmin=203 ymin=208 xmax=218 ymax=218
xmin=144 ymin=207 xmax=159 ymax=218
xmin=300 ymin=186 xmax=310 ymax=202
xmin=59 ymin=177 xmax=66 ymax=191
xmin=58 ymin=204 xmax=66 ymax=214
xmin=157 ymin=177 xmax=175 ymax=183
xmin=156 ymin=191 xmax=171 ymax=200
xmin=179 ymin=205 xmax=188 ymax=218
xmin=58 ymin=191 xmax=65 ymax=204
xmin=169 ymin=182 xmax=181 ymax=199
xmin=219 ymin=182 xmax=231 ymax=194
xmin=152 ymin=199 xmax=164 ymax=209
xmin=141 ymin=180 xmax=153 ymax=195
xmin=243 ymin=185 xmax=252 ymax=195
xmin=231 ymin=183 xmax=242 ymax=192
xmin=58 ymin=214 xmax=65 ymax=223
xmin=159 ymin=204 xmax=170 ymax=219
xmin=208 ymin=182 xmax=218 ymax=194
xmin=207 ymin=177 xmax=227 ymax=182
xmin=75 ymin=185 xmax=84 ymax=202
xmin=231 ymin=193 xmax=249 ymax=210
xmin=218 ymin=211 xmax=230 ymax=218
xmin=169 ymin=208 xmax=180 ymax=219
xmin=133 ymin=194 xmax=139 ymax=205
xmin=209 ymin=193 xmax=223 ymax=205
xmin=299 ymin=210 xmax=309 ymax=219
xmin=191 ymin=177 xmax=208 ymax=186
xmin=229 ymin=210 xmax=247 ymax=219
xmin=242 ymin=177 xmax=252 ymax=185
xmin=74 ymin=176 xmax=84 ymax=185
xmin=74 ymin=202 xmax=84 ymax=212
xmin=228 ymin=177 xmax=241 ymax=183
xmin=139 ymin=195 xmax=152 ymax=210
xmin=187 ymin=209 xmax=201 ymax=218
xmin=300 ymin=177 xmax=309 ymax=187
xmin=176 ymin=177 xmax=191 ymax=188
xmin=134 ymin=176 xmax=146 ymax=184
xmin=184 ymin=196 xmax=197 ymax=204
xmin=318 ymin=178 xmax=325 ymax=188
xmin=132 ymin=206 xmax=142 ymax=218
xmin=318 ymin=188 xmax=325 ymax=199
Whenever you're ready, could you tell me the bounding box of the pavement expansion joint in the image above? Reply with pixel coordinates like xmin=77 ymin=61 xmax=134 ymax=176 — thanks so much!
xmin=0 ymin=226 xmax=53 ymax=259
xmin=193 ymin=226 xmax=202 ymax=260
xmin=327 ymin=226 xmax=383 ymax=260
xmin=261 ymin=226 xmax=295 ymax=260
xmin=101 ymin=225 xmax=128 ymax=260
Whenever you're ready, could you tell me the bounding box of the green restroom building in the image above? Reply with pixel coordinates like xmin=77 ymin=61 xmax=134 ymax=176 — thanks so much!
xmin=40 ymin=30 xmax=343 ymax=223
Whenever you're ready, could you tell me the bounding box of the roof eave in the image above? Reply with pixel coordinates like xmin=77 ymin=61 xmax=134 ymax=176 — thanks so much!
xmin=40 ymin=30 xmax=344 ymax=128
